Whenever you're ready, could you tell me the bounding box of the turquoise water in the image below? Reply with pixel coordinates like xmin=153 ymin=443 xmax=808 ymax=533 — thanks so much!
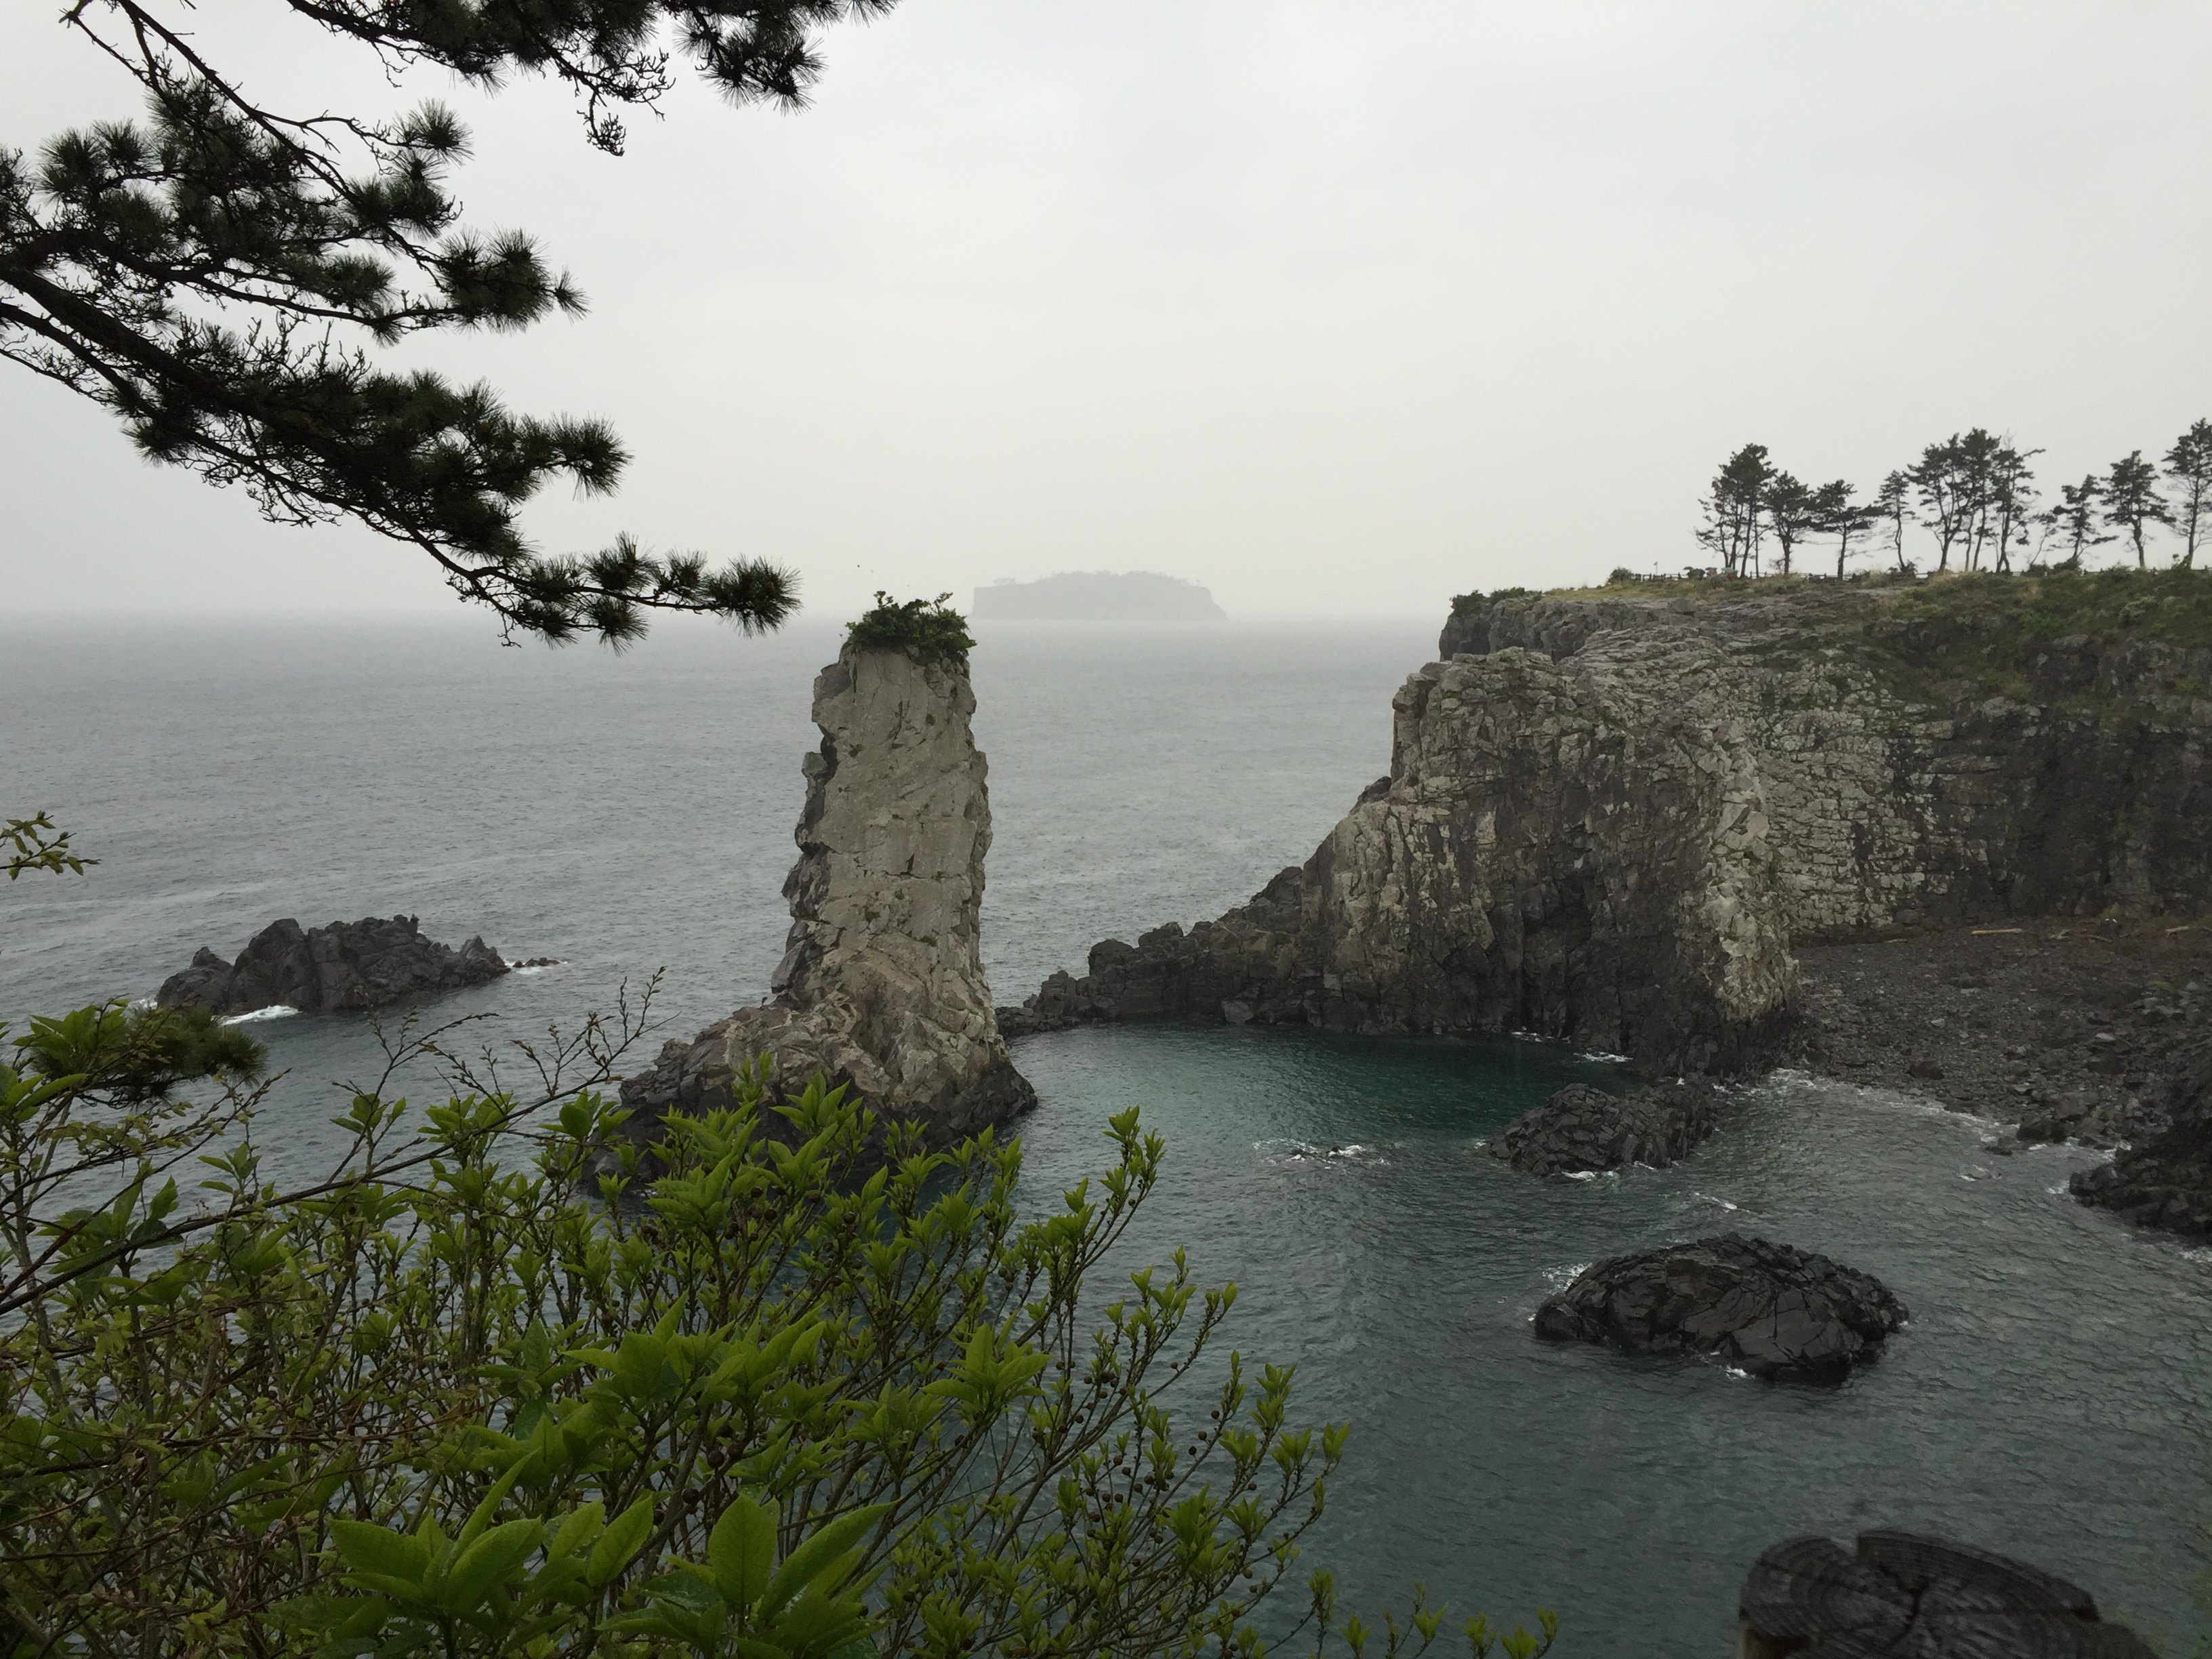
xmin=1011 ymin=1024 xmax=2212 ymax=1654
xmin=5 ymin=617 xmax=2209 ymax=1652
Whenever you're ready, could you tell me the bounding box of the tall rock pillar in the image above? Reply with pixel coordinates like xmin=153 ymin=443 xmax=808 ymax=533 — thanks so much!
xmin=621 ymin=636 xmax=1036 ymax=1144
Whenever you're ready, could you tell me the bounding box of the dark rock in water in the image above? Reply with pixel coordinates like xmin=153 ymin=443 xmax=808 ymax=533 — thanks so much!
xmin=1738 ymin=1530 xmax=2155 ymax=1658
xmin=1533 ymin=1233 xmax=1906 ymax=1382
xmin=156 ymin=916 xmax=510 ymax=1015
xmin=2071 ymin=1047 xmax=2212 ymax=1237
xmin=1488 ymin=1080 xmax=1717 ymax=1176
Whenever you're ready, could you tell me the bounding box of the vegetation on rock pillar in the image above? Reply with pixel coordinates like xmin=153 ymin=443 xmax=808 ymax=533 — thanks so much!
xmin=0 ymin=2 xmax=893 ymax=642
xmin=845 ymin=592 xmax=978 ymax=665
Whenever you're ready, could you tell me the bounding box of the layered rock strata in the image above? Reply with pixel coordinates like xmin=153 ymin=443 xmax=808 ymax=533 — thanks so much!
xmin=1532 ymin=1233 xmax=1907 ymax=1382
xmin=1004 ymin=583 xmax=2212 ymax=1073
xmin=621 ymin=640 xmax=1034 ymax=1148
xmin=157 ymin=916 xmax=508 ymax=1015
xmin=1487 ymin=1080 xmax=1719 ymax=1177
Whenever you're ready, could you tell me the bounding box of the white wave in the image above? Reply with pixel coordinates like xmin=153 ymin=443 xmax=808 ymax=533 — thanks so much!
xmin=1578 ymin=1050 xmax=1631 ymax=1065
xmin=1543 ymin=1261 xmax=1592 ymax=1290
xmin=1723 ymin=1366 xmax=1751 ymax=1381
xmin=1692 ymin=1191 xmax=1740 ymax=1212
xmin=508 ymin=963 xmax=562 ymax=976
xmin=2183 ymin=1247 xmax=2212 ymax=1266
xmin=222 ymin=1004 xmax=300 ymax=1024
xmin=1563 ymin=1168 xmax=1618 ymax=1183
xmin=129 ymin=996 xmax=157 ymax=1010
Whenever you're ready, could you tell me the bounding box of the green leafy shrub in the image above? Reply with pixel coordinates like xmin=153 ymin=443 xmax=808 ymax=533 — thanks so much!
xmin=0 ymin=827 xmax=1558 ymax=1658
xmin=0 ymin=1017 xmax=1553 ymax=1659
xmin=845 ymin=593 xmax=976 ymax=665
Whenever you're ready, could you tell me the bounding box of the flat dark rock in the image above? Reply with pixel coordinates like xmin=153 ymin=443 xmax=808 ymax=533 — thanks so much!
xmin=1533 ymin=1232 xmax=1906 ymax=1382
xmin=1488 ymin=1080 xmax=1718 ymax=1176
xmin=156 ymin=916 xmax=509 ymax=1016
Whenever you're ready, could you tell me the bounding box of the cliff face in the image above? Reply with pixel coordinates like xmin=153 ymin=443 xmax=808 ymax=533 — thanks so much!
xmin=623 ymin=640 xmax=1034 ymax=1143
xmin=1006 ymin=581 xmax=2212 ymax=1073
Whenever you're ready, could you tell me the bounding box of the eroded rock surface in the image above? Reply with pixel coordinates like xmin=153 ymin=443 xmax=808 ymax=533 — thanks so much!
xmin=1532 ymin=1233 xmax=1907 ymax=1381
xmin=622 ymin=640 xmax=1034 ymax=1148
xmin=156 ymin=916 xmax=508 ymax=1015
xmin=1488 ymin=1081 xmax=1719 ymax=1177
xmin=1004 ymin=584 xmax=2212 ymax=1075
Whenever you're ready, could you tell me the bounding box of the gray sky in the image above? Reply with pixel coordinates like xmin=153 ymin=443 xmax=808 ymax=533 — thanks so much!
xmin=3 ymin=1 xmax=2208 ymax=627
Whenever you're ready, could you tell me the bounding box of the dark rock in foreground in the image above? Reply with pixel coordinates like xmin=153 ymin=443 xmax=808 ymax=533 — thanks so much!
xmin=1739 ymin=1530 xmax=2154 ymax=1658
xmin=1488 ymin=1080 xmax=1717 ymax=1176
xmin=1533 ymin=1233 xmax=1906 ymax=1382
xmin=157 ymin=916 xmax=509 ymax=1016
xmin=2070 ymin=1046 xmax=2212 ymax=1237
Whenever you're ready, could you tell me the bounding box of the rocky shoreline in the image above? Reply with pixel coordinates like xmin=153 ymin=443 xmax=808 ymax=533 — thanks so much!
xmin=1784 ymin=918 xmax=2212 ymax=1151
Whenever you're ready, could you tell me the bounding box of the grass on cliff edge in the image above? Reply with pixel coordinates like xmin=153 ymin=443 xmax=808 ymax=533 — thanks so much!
xmin=1459 ymin=566 xmax=2212 ymax=653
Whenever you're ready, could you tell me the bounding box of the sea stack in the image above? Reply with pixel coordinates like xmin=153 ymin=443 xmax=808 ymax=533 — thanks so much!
xmin=621 ymin=632 xmax=1036 ymax=1147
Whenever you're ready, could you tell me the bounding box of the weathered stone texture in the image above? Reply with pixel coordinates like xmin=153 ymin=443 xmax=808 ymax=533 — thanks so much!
xmin=1004 ymin=585 xmax=2212 ymax=1073
xmin=623 ymin=642 xmax=1034 ymax=1147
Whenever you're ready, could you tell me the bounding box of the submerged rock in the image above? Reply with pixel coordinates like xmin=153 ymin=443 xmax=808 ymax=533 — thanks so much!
xmin=1533 ymin=1233 xmax=1906 ymax=1382
xmin=621 ymin=636 xmax=1035 ymax=1151
xmin=1488 ymin=1080 xmax=1719 ymax=1176
xmin=156 ymin=916 xmax=509 ymax=1015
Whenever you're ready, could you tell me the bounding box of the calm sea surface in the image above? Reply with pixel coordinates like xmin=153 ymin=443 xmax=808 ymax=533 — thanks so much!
xmin=4 ymin=617 xmax=2208 ymax=1654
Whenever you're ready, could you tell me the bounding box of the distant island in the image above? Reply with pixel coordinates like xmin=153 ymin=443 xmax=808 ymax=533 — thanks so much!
xmin=971 ymin=571 xmax=1227 ymax=621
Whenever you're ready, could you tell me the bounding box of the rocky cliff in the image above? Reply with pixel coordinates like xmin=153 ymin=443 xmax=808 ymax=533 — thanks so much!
xmin=1004 ymin=574 xmax=2212 ymax=1073
xmin=623 ymin=638 xmax=1035 ymax=1145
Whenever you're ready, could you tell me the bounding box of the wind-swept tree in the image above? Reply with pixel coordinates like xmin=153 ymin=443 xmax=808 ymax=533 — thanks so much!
xmin=1984 ymin=440 xmax=2041 ymax=574
xmin=1812 ymin=480 xmax=1874 ymax=578
xmin=1909 ymin=436 xmax=1974 ymax=571
xmin=1694 ymin=443 xmax=1774 ymax=577
xmin=2102 ymin=451 xmax=2172 ymax=569
xmin=1872 ymin=470 xmax=1915 ymax=572
xmin=2037 ymin=475 xmax=2111 ymax=568
xmin=1763 ymin=471 xmax=1817 ymax=576
xmin=2164 ymin=419 xmax=2212 ymax=567
xmin=1 ymin=1 xmax=890 ymax=642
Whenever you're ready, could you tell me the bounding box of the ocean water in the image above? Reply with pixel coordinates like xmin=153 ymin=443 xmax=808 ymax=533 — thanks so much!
xmin=5 ymin=617 xmax=2209 ymax=1653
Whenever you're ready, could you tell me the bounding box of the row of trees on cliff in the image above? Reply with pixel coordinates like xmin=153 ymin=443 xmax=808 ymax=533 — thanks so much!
xmin=1692 ymin=422 xmax=2212 ymax=579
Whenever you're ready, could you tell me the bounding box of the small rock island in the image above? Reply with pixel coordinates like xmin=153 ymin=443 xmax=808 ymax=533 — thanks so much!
xmin=971 ymin=571 xmax=1227 ymax=621
xmin=157 ymin=916 xmax=510 ymax=1015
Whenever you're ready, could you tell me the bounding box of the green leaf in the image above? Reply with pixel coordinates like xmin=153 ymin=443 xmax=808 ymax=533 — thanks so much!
xmin=330 ymin=1519 xmax=430 ymax=1588
xmin=443 ymin=1519 xmax=543 ymax=1614
xmin=707 ymin=1493 xmax=779 ymax=1610
xmin=588 ymin=1495 xmax=655 ymax=1587
xmin=757 ymin=1505 xmax=888 ymax=1621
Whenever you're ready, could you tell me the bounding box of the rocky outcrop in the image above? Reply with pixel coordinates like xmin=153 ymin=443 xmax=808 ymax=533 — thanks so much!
xmin=1487 ymin=1080 xmax=1719 ymax=1177
xmin=1738 ymin=1531 xmax=2155 ymax=1658
xmin=621 ymin=639 xmax=1034 ymax=1149
xmin=1004 ymin=581 xmax=2212 ymax=1074
xmin=156 ymin=916 xmax=508 ymax=1015
xmin=1533 ymin=1233 xmax=1907 ymax=1381
xmin=2070 ymin=1044 xmax=2212 ymax=1237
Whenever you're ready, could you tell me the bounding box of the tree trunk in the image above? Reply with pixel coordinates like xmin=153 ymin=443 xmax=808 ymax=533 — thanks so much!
xmin=1737 ymin=1531 xmax=2155 ymax=1658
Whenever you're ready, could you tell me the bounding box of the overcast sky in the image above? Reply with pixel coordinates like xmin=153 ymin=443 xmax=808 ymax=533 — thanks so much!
xmin=3 ymin=1 xmax=2208 ymax=628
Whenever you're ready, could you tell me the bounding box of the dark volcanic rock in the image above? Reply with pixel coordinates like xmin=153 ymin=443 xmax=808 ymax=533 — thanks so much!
xmin=1533 ymin=1233 xmax=1907 ymax=1381
xmin=2070 ymin=1046 xmax=2212 ymax=1237
xmin=1738 ymin=1530 xmax=2156 ymax=1658
xmin=157 ymin=916 xmax=509 ymax=1015
xmin=1488 ymin=1080 xmax=1718 ymax=1176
